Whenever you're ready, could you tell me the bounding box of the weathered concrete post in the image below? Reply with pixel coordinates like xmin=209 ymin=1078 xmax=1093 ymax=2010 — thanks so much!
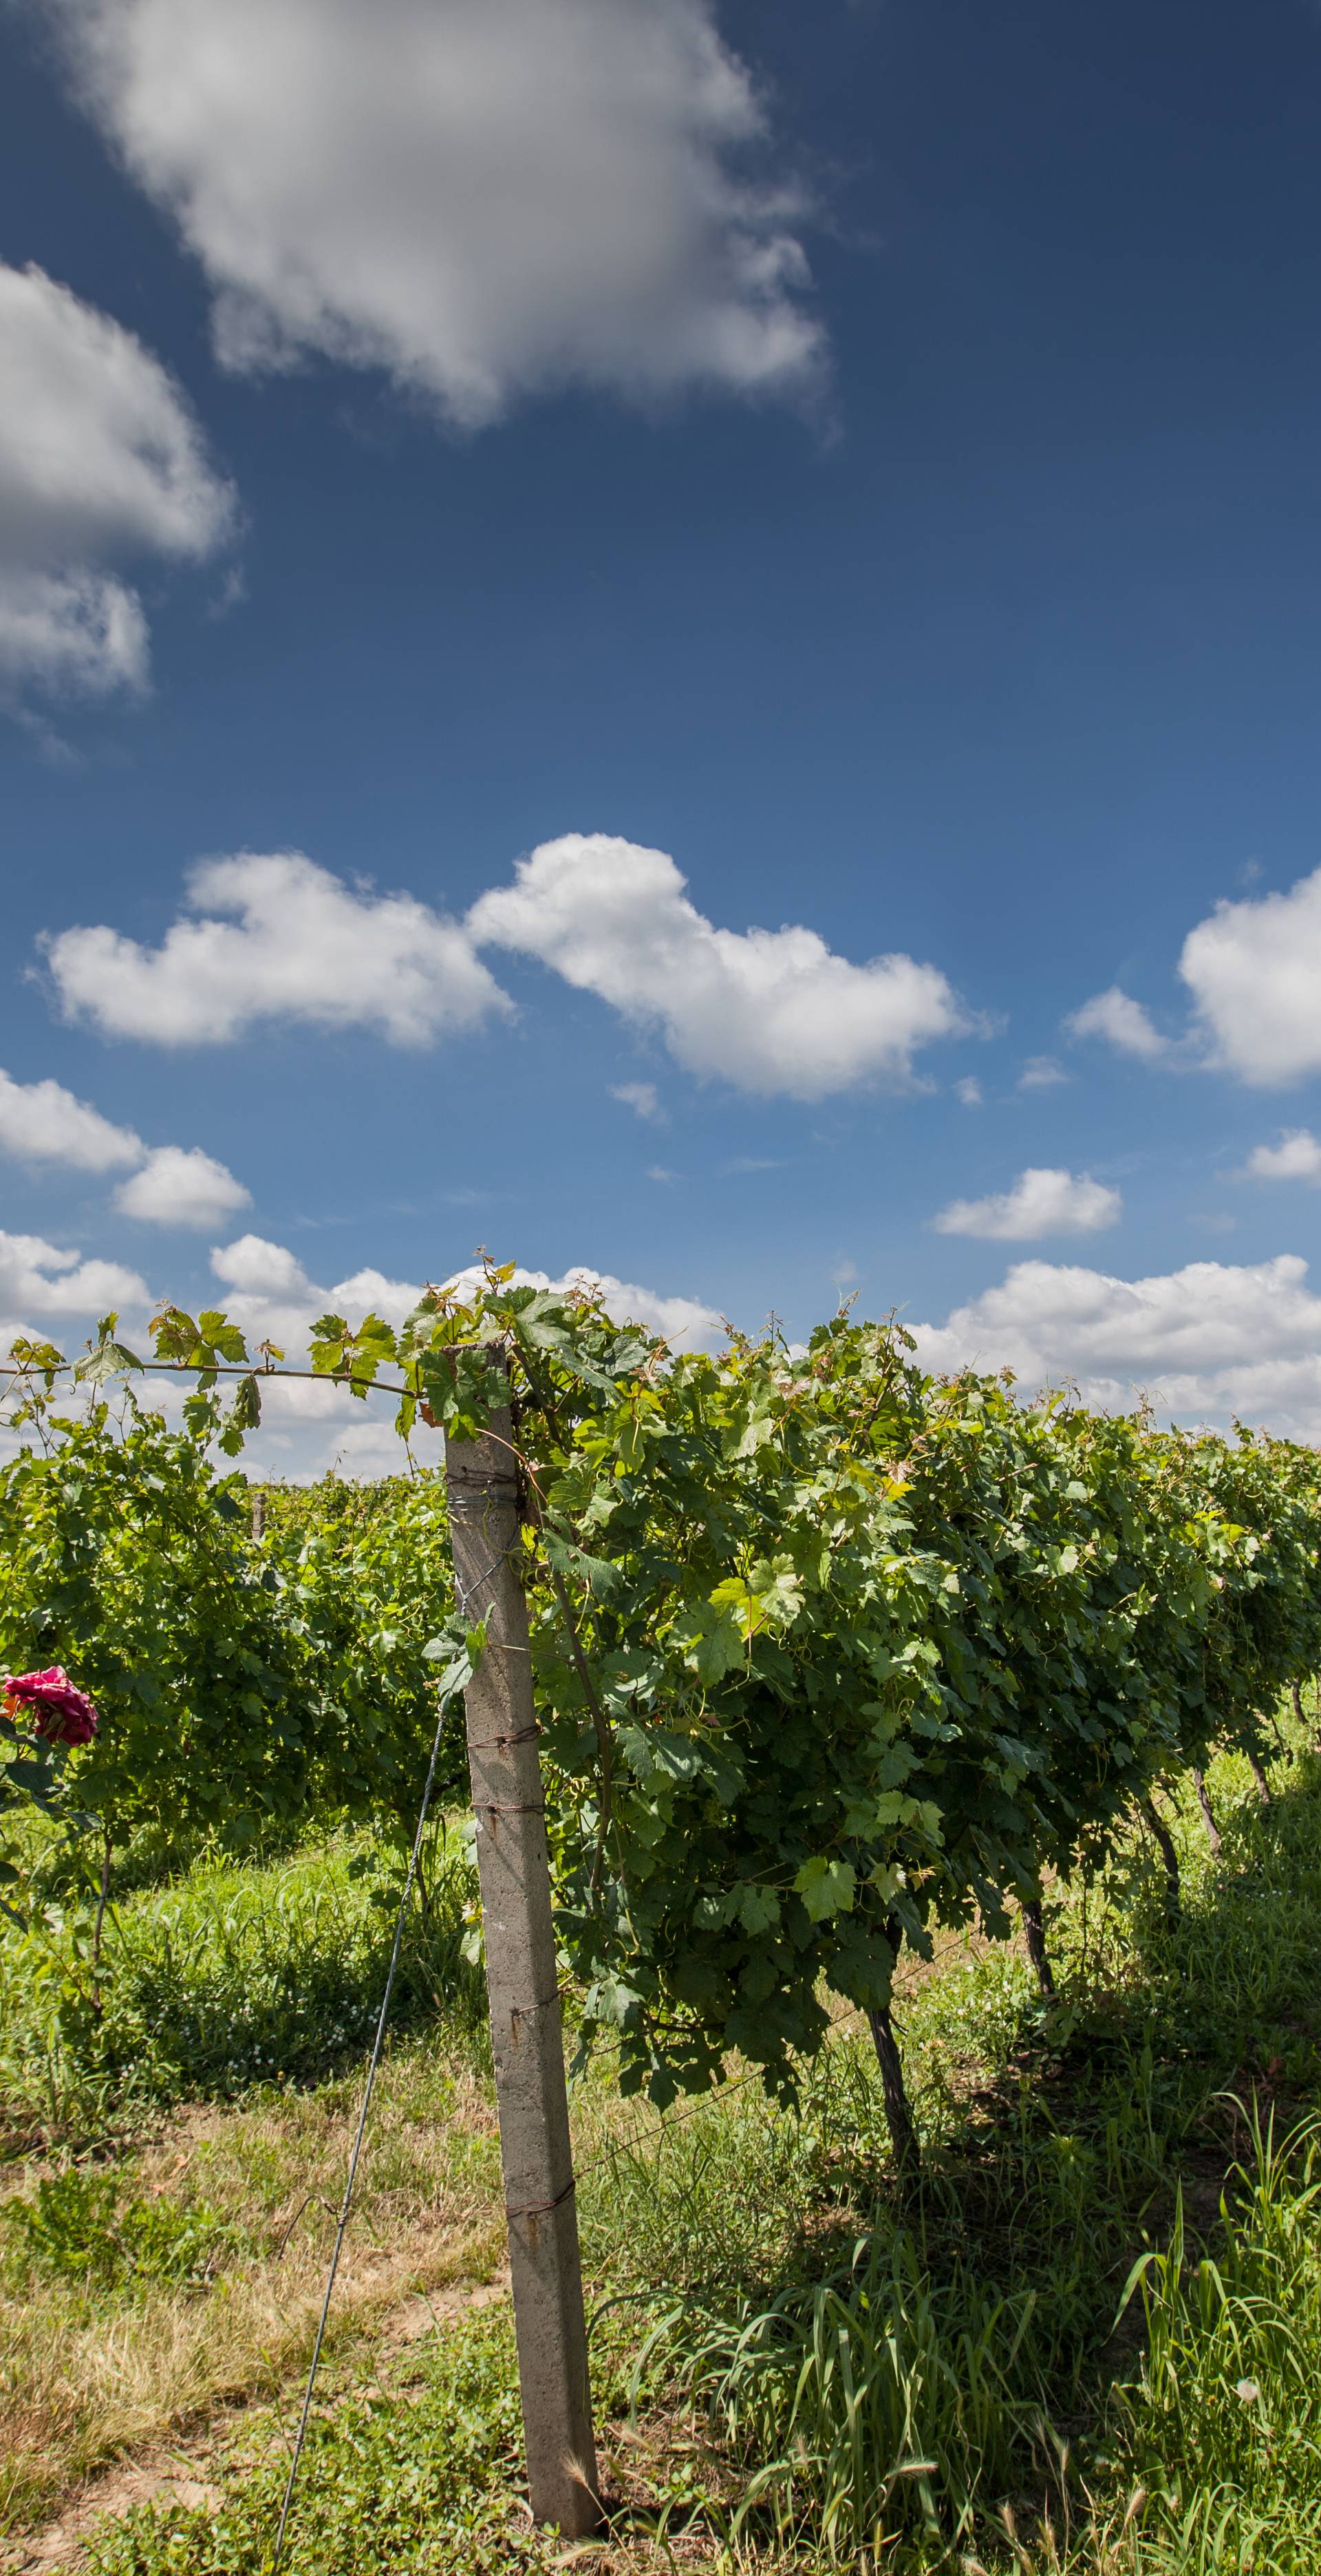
xmin=444 ymin=1377 xmax=601 ymax=2537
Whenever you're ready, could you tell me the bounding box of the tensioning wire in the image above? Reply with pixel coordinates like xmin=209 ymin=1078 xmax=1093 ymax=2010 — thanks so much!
xmin=268 ymin=1682 xmax=453 ymax=2576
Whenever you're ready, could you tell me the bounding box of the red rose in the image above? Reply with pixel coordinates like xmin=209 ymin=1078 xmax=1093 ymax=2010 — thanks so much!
xmin=3 ymin=1666 xmax=99 ymax=1748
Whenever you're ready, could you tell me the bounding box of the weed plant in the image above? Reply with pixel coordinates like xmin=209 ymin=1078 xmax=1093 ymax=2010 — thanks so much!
xmin=0 ymin=2167 xmax=242 ymax=2293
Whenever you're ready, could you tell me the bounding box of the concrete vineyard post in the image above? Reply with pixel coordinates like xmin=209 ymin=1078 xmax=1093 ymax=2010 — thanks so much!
xmin=444 ymin=1384 xmax=601 ymax=2539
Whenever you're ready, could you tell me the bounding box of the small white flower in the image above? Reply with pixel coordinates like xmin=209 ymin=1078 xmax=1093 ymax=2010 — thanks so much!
xmin=1236 ymin=2379 xmax=1260 ymax=2405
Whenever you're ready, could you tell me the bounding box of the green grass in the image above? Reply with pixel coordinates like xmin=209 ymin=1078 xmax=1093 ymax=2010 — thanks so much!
xmin=0 ymin=1821 xmax=485 ymax=2136
xmin=1108 ymin=2108 xmax=1321 ymax=2575
xmin=590 ymin=1731 xmax=1321 ymax=2569
xmin=80 ymin=2311 xmax=555 ymax=2576
xmin=12 ymin=1726 xmax=1321 ymax=2574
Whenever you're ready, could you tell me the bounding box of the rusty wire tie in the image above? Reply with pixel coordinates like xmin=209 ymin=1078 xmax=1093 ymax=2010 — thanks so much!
xmin=505 ymin=2176 xmax=577 ymax=2220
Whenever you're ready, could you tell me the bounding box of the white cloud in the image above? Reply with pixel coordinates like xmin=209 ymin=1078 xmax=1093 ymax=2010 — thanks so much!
xmin=1018 ymin=1055 xmax=1069 ymax=1091
xmin=0 ymin=259 xmax=233 ymax=699
xmin=0 ymin=1063 xmax=253 ymax=1232
xmin=912 ymin=1251 xmax=1321 ymax=1442
xmin=468 ymin=833 xmax=966 ymax=1098
xmin=1178 ymin=867 xmax=1321 ymax=1085
xmin=44 ymin=850 xmax=509 ymax=1046
xmin=1066 ymin=987 xmax=1169 ymax=1063
xmin=1238 ymin=1128 xmax=1321 ymax=1185
xmin=954 ymin=1075 xmax=982 ymax=1108
xmin=40 ymin=834 xmax=967 ymax=1093
xmin=932 ymin=1166 xmax=1121 ymax=1241
xmin=0 ymin=1066 xmax=142 ymax=1170
xmin=51 ymin=0 xmax=823 ymax=428
xmin=1068 ymin=866 xmax=1321 ymax=1089
xmin=114 ymin=1142 xmax=251 ymax=1228
xmin=612 ymin=1080 xmax=661 ymax=1121
xmin=0 ymin=1229 xmax=148 ymax=1320
xmin=0 ymin=570 xmax=150 ymax=700
xmin=210 ymin=1233 xmax=311 ymax=1298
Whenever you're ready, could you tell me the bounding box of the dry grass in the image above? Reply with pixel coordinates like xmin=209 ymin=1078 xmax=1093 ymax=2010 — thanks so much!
xmin=0 ymin=2041 xmax=507 ymax=2536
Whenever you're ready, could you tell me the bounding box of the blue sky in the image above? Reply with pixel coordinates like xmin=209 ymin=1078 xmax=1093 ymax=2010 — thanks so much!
xmin=5 ymin=0 xmax=1321 ymax=1468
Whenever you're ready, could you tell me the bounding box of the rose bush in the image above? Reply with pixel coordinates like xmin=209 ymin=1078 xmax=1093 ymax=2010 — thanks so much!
xmin=3 ymin=1668 xmax=99 ymax=1748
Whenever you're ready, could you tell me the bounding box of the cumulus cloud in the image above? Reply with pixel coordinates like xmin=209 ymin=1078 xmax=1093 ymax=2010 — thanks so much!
xmin=44 ymin=850 xmax=509 ymax=1046
xmin=1018 ymin=1055 xmax=1070 ymax=1091
xmin=50 ymin=0 xmax=823 ymax=428
xmin=39 ymin=835 xmax=967 ymax=1093
xmin=209 ymin=1233 xmax=311 ymax=1298
xmin=469 ymin=833 xmax=966 ymax=1097
xmin=0 ymin=1062 xmax=252 ymax=1230
xmin=1066 ymin=987 xmax=1169 ymax=1063
xmin=0 ymin=1228 xmax=148 ymax=1322
xmin=1177 ymin=867 xmax=1321 ymax=1085
xmin=932 ymin=1166 xmax=1121 ymax=1241
xmin=912 ymin=1251 xmax=1321 ymax=1441
xmin=954 ymin=1075 xmax=982 ymax=1108
xmin=114 ymin=1143 xmax=251 ymax=1227
xmin=1238 ymin=1128 xmax=1321 ymax=1185
xmin=0 ymin=1066 xmax=142 ymax=1170
xmin=1068 ymin=866 xmax=1321 ymax=1088
xmin=0 ymin=259 xmax=233 ymax=700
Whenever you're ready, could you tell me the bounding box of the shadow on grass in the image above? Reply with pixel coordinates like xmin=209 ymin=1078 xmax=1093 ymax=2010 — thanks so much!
xmin=56 ymin=1751 xmax=1321 ymax=2576
xmin=592 ymin=1748 xmax=1321 ymax=2567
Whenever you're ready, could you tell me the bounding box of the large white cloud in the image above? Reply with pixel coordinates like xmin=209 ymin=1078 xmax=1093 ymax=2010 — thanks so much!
xmin=933 ymin=1166 xmax=1121 ymax=1241
xmin=40 ymin=837 xmax=968 ymax=1094
xmin=913 ymin=1251 xmax=1321 ymax=1441
xmin=1068 ymin=864 xmax=1321 ymax=1088
xmin=0 ymin=259 xmax=233 ymax=699
xmin=1177 ymin=868 xmax=1321 ymax=1086
xmin=50 ymin=0 xmax=823 ymax=428
xmin=44 ymin=851 xmax=509 ymax=1045
xmin=468 ymin=833 xmax=967 ymax=1097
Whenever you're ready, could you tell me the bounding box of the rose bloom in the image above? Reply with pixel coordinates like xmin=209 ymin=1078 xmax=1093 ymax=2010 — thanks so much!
xmin=3 ymin=1666 xmax=99 ymax=1748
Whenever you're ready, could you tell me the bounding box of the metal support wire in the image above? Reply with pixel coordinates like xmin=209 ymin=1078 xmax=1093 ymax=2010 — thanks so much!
xmin=268 ymin=1686 xmax=453 ymax=2575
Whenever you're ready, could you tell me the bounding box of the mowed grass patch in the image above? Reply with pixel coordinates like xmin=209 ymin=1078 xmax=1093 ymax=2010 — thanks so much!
xmin=0 ymin=2040 xmax=506 ymax=2534
xmin=0 ymin=1827 xmax=502 ymax=2532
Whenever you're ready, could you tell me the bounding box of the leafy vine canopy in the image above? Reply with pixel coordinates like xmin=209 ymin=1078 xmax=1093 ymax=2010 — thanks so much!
xmin=4 ymin=1263 xmax=1319 ymax=2107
